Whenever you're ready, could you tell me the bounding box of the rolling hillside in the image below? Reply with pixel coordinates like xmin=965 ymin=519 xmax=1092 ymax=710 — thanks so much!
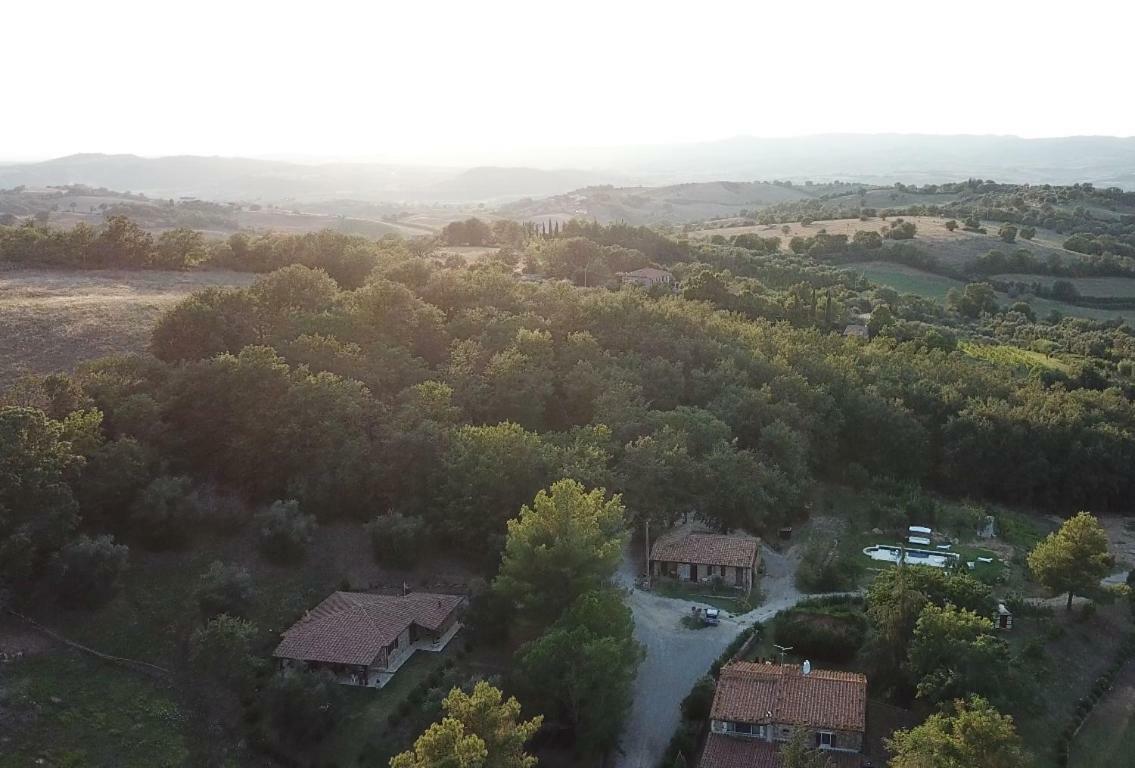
xmin=498 ymin=181 xmax=816 ymax=225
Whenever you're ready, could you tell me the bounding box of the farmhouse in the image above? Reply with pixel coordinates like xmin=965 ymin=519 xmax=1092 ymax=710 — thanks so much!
xmin=699 ymin=661 xmax=868 ymax=768
xmin=273 ymin=591 xmax=464 ymax=688
xmin=649 ymin=532 xmax=759 ymax=592
xmin=618 ymin=267 xmax=675 ymax=289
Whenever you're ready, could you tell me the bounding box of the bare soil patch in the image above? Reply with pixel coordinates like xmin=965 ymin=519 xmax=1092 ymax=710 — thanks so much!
xmin=0 ymin=265 xmax=256 ymax=388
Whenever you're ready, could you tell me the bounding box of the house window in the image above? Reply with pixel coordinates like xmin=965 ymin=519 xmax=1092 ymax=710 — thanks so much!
xmin=817 ymin=731 xmax=834 ymax=749
xmin=732 ymin=722 xmax=752 ymax=735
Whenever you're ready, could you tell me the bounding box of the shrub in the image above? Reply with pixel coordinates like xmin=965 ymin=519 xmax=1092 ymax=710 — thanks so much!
xmin=680 ymin=676 xmax=715 ymax=721
xmin=50 ymin=534 xmax=129 ymax=608
xmin=130 ymin=475 xmax=200 ymax=548
xmin=365 ymin=513 xmax=426 ymax=568
xmin=255 ymin=499 xmax=315 ymax=564
xmin=773 ymin=607 xmax=867 ymax=663
xmin=191 ymin=483 xmax=251 ymax=533
xmin=711 ymin=624 xmax=758 ymax=677
xmin=796 ymin=539 xmax=858 ymax=593
xmin=658 ymin=720 xmax=701 ymax=768
xmin=188 ymin=614 xmax=260 ymax=691
xmin=261 ymin=668 xmax=343 ymax=748
xmin=194 ymin=561 xmax=255 ymax=618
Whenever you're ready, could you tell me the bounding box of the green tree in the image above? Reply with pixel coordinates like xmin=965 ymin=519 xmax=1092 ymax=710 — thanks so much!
xmin=852 ymin=230 xmax=883 ymax=250
xmin=188 ymin=614 xmax=261 ymax=691
xmin=495 ymin=480 xmax=627 ymax=625
xmin=391 ymin=681 xmax=542 ymax=768
xmin=439 ymin=422 xmax=552 ymax=552
xmin=517 ymin=589 xmax=642 ymax=755
xmin=261 ymin=668 xmax=343 ymax=748
xmin=255 ymin=499 xmax=315 ymax=564
xmin=50 ymin=534 xmax=129 ymax=608
xmin=366 ymin=513 xmax=427 ymax=568
xmin=1027 ymin=511 xmax=1114 ymax=610
xmin=887 ymin=696 xmax=1028 ymax=768
xmin=154 ymin=227 xmax=207 ymax=268
xmin=130 ymin=475 xmax=200 ymax=549
xmin=908 ymin=603 xmax=1010 ymax=704
xmin=781 ymin=727 xmax=833 ymax=768
xmin=944 ymin=220 xmax=958 ymax=232
xmin=76 ymin=437 xmax=154 ymax=528
xmin=0 ymin=406 xmax=82 ymax=586
xmin=194 ymin=561 xmax=255 ymax=619
xmin=999 ymin=224 xmax=1018 ymax=243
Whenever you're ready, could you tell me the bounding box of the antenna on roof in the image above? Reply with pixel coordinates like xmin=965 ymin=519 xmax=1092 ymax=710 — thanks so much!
xmin=802 ymin=660 xmax=812 ymax=675
xmin=773 ymin=644 xmax=793 ymax=664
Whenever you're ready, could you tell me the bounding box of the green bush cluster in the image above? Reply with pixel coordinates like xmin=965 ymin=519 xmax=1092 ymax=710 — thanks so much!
xmin=773 ymin=605 xmax=867 ymax=663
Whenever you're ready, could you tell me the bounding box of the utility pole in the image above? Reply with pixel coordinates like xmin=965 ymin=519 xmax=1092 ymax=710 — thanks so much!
xmin=644 ymin=519 xmax=651 ymax=589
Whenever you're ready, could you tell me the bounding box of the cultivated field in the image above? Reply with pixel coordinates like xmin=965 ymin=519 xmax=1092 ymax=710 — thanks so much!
xmin=845 ymin=261 xmax=1131 ymax=322
xmin=0 ymin=266 xmax=256 ymax=387
xmin=992 ymin=274 xmax=1135 ymax=298
xmin=691 ymin=215 xmax=1079 ymax=270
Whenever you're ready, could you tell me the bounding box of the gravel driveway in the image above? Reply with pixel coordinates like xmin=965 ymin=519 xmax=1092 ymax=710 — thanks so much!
xmin=614 ymin=541 xmax=805 ymax=768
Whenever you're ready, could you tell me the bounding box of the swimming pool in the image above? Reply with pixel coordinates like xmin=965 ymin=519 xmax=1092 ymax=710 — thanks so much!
xmin=862 ymin=544 xmax=960 ymax=568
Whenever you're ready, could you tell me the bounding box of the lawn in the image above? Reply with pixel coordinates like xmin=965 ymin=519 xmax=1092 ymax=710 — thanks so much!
xmin=1005 ymin=604 xmax=1135 ymax=768
xmin=801 ymin=485 xmax=1029 ymax=593
xmin=320 ymin=642 xmax=460 ymax=767
xmin=1069 ymin=658 xmax=1135 ymax=768
xmin=846 ymin=261 xmax=963 ymax=300
xmin=0 ymin=649 xmax=188 ymax=768
xmin=652 ymin=579 xmax=757 ymax=614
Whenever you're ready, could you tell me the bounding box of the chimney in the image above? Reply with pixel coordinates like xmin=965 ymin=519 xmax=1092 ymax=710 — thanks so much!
xmin=802 ymin=660 xmax=812 ymax=675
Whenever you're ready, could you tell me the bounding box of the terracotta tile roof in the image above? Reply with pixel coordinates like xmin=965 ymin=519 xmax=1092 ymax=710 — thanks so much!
xmin=650 ymin=532 xmax=759 ymax=569
xmin=699 ymin=736 xmax=781 ymax=768
xmin=698 ymin=736 xmax=862 ymax=768
xmin=273 ymin=591 xmax=464 ymax=666
xmin=710 ymin=662 xmax=867 ymax=733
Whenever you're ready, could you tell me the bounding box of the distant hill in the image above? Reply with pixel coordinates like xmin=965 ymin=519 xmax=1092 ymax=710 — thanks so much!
xmin=497 ymin=181 xmax=815 ymax=225
xmin=426 ymin=167 xmax=621 ymax=202
xmin=3 ymin=135 xmax=1133 ymax=210
xmin=0 ymin=155 xmax=618 ymax=204
xmin=548 ymin=134 xmax=1135 ymax=189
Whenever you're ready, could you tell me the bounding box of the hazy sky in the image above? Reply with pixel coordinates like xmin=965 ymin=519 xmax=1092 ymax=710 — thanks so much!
xmin=5 ymin=0 xmax=1133 ymax=163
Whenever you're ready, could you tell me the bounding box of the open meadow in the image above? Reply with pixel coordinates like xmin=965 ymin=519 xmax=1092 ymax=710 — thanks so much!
xmin=691 ymin=215 xmax=1080 ymax=270
xmin=0 ymin=266 xmax=256 ymax=387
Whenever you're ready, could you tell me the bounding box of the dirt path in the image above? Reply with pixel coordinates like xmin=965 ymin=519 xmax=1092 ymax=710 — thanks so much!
xmin=614 ymin=541 xmax=809 ymax=768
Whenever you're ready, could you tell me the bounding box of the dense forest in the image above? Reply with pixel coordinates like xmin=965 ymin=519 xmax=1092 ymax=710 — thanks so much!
xmin=4 ymin=205 xmax=1135 ymax=765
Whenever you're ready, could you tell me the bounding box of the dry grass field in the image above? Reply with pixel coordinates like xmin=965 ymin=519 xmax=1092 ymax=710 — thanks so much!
xmin=691 ymin=215 xmax=1078 ymax=270
xmin=0 ymin=266 xmax=256 ymax=388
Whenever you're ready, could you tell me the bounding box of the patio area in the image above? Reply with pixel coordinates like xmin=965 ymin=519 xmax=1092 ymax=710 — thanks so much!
xmin=350 ymin=621 xmax=463 ymax=689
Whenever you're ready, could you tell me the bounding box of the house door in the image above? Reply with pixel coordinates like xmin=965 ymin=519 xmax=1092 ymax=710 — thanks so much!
xmin=690 ymin=564 xmax=698 ymax=582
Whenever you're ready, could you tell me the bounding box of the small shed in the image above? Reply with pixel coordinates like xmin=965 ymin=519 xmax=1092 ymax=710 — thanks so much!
xmin=995 ymin=603 xmax=1013 ymax=630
